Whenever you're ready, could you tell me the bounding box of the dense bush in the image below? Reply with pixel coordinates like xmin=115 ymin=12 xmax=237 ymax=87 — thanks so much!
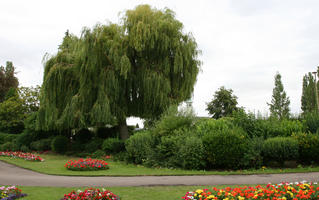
xmin=0 ymin=142 xmax=16 ymax=151
xmin=30 ymin=138 xmax=52 ymax=151
xmin=177 ymin=136 xmax=206 ymax=170
xmin=153 ymin=106 xmax=196 ymax=136
xmin=91 ymin=149 xmax=105 ymax=158
xmin=196 ymin=117 xmax=233 ymax=137
xmin=0 ymin=132 xmax=18 ymax=145
xmin=73 ymin=129 xmax=93 ymax=143
xmin=292 ymin=132 xmax=319 ymax=163
xmin=231 ymin=110 xmax=264 ymax=138
xmin=202 ymin=126 xmax=249 ymax=169
xmin=125 ymin=130 xmax=155 ymax=164
xmin=51 ymin=135 xmax=69 ymax=154
xmin=242 ymin=137 xmax=264 ymax=168
xmin=262 ymin=137 xmax=299 ymax=165
xmin=84 ymin=138 xmax=104 ymax=153
xmin=15 ymin=131 xmax=35 ymax=149
xmin=303 ymin=111 xmax=319 ymax=133
xmin=102 ymin=138 xmax=125 ymax=154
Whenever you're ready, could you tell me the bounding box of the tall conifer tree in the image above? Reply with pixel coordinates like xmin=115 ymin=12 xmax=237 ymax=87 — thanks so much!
xmin=268 ymin=72 xmax=290 ymax=119
xmin=38 ymin=5 xmax=201 ymax=139
xmin=301 ymin=72 xmax=317 ymax=113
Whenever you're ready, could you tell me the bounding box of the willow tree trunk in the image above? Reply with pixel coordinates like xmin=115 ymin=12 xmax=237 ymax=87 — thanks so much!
xmin=119 ymin=119 xmax=129 ymax=140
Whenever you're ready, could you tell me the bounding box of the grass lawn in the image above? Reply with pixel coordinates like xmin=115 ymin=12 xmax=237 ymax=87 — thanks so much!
xmin=1 ymin=154 xmax=319 ymax=176
xmin=18 ymin=185 xmax=232 ymax=200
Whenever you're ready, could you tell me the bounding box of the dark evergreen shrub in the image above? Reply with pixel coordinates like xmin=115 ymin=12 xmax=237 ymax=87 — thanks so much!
xmin=84 ymin=138 xmax=103 ymax=153
xmin=51 ymin=135 xmax=69 ymax=154
xmin=91 ymin=149 xmax=105 ymax=158
xmin=73 ymin=129 xmax=93 ymax=143
xmin=30 ymin=138 xmax=52 ymax=151
xmin=102 ymin=138 xmax=125 ymax=154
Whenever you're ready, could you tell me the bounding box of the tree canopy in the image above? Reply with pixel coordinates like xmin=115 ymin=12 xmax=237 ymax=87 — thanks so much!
xmin=0 ymin=61 xmax=19 ymax=102
xmin=268 ymin=72 xmax=290 ymax=119
xmin=206 ymin=86 xmax=238 ymax=119
xmin=38 ymin=5 xmax=201 ymax=139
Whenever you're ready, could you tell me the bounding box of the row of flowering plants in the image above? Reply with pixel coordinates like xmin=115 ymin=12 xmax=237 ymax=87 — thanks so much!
xmin=182 ymin=181 xmax=319 ymax=200
xmin=0 ymin=151 xmax=44 ymax=162
xmin=61 ymin=188 xmax=120 ymax=200
xmin=64 ymin=158 xmax=109 ymax=171
xmin=0 ymin=186 xmax=27 ymax=200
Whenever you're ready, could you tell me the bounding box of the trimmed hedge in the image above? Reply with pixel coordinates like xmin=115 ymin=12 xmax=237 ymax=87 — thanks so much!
xmin=102 ymin=138 xmax=125 ymax=154
xmin=51 ymin=135 xmax=69 ymax=154
xmin=262 ymin=137 xmax=299 ymax=165
xmin=292 ymin=132 xmax=319 ymax=163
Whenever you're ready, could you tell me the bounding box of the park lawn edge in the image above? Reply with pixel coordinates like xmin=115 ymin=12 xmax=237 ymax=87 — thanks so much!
xmin=1 ymin=156 xmax=319 ymax=177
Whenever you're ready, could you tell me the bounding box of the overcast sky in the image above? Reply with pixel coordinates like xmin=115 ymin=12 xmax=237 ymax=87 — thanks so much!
xmin=1 ymin=0 xmax=319 ymax=118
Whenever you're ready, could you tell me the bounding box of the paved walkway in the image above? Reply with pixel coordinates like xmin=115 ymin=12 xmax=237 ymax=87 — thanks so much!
xmin=1 ymin=161 xmax=319 ymax=187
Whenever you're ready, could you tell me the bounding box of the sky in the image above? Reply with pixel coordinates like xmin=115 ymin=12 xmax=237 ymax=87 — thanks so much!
xmin=1 ymin=0 xmax=319 ymax=121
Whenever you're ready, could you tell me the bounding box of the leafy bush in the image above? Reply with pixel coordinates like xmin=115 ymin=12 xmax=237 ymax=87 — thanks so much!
xmin=0 ymin=142 xmax=15 ymax=151
xmin=125 ymin=130 xmax=155 ymax=164
xmin=102 ymin=138 xmax=125 ymax=154
xmin=202 ymin=126 xmax=250 ymax=169
xmin=70 ymin=141 xmax=85 ymax=153
xmin=177 ymin=136 xmax=206 ymax=170
xmin=73 ymin=129 xmax=93 ymax=143
xmin=91 ymin=149 xmax=105 ymax=158
xmin=0 ymin=132 xmax=18 ymax=145
xmin=292 ymin=132 xmax=319 ymax=163
xmin=153 ymin=105 xmax=196 ymax=136
xmin=30 ymin=138 xmax=52 ymax=151
xmin=20 ymin=145 xmax=30 ymax=152
xmin=51 ymin=135 xmax=69 ymax=154
xmin=262 ymin=137 xmax=299 ymax=165
xmin=15 ymin=132 xmax=35 ymax=149
xmin=242 ymin=137 xmax=264 ymax=169
xmin=303 ymin=111 xmax=319 ymax=133
xmin=195 ymin=117 xmax=233 ymax=137
xmin=84 ymin=138 xmax=104 ymax=153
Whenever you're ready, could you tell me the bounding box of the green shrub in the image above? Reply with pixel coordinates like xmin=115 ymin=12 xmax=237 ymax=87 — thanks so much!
xmin=15 ymin=131 xmax=35 ymax=149
xmin=177 ymin=136 xmax=206 ymax=170
xmin=20 ymin=145 xmax=30 ymax=152
xmin=96 ymin=126 xmax=119 ymax=139
xmin=0 ymin=133 xmax=18 ymax=145
xmin=196 ymin=117 xmax=233 ymax=137
xmin=70 ymin=141 xmax=85 ymax=153
xmin=91 ymin=149 xmax=105 ymax=158
xmin=202 ymin=126 xmax=249 ymax=169
xmin=73 ymin=129 xmax=93 ymax=143
xmin=262 ymin=137 xmax=299 ymax=165
xmin=292 ymin=132 xmax=319 ymax=163
xmin=84 ymin=138 xmax=104 ymax=153
xmin=125 ymin=130 xmax=155 ymax=164
xmin=153 ymin=105 xmax=196 ymax=136
xmin=243 ymin=137 xmax=264 ymax=169
xmin=102 ymin=138 xmax=125 ymax=154
xmin=30 ymin=138 xmax=52 ymax=151
xmin=303 ymin=112 xmax=319 ymax=133
xmin=0 ymin=142 xmax=15 ymax=151
xmin=51 ymin=135 xmax=69 ymax=154
xmin=232 ymin=110 xmax=264 ymax=138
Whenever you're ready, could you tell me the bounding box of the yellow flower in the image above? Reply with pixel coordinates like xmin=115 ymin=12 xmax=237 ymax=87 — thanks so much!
xmin=238 ymin=196 xmax=245 ymax=200
xmin=196 ymin=189 xmax=204 ymax=194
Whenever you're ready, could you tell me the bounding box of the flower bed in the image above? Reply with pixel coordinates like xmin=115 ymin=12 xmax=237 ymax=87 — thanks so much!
xmin=64 ymin=158 xmax=109 ymax=171
xmin=0 ymin=186 xmax=27 ymax=200
xmin=61 ymin=188 xmax=120 ymax=200
xmin=182 ymin=181 xmax=319 ymax=200
xmin=0 ymin=151 xmax=44 ymax=162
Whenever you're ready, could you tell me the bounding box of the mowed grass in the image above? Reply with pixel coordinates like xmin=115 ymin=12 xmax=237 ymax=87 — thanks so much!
xmin=18 ymin=185 xmax=236 ymax=200
xmin=1 ymin=154 xmax=319 ymax=176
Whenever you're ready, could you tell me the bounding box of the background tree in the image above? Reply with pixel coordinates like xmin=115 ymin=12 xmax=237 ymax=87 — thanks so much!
xmin=38 ymin=5 xmax=201 ymax=139
xmin=206 ymin=86 xmax=238 ymax=119
xmin=0 ymin=61 xmax=19 ymax=102
xmin=301 ymin=72 xmax=317 ymax=113
xmin=268 ymin=72 xmax=290 ymax=119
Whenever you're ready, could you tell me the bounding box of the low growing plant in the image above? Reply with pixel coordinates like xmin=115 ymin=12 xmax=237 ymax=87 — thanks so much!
xmin=0 ymin=151 xmax=44 ymax=161
xmin=0 ymin=185 xmax=27 ymax=200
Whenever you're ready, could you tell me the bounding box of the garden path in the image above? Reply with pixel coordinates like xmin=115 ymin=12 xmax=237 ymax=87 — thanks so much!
xmin=0 ymin=161 xmax=319 ymax=187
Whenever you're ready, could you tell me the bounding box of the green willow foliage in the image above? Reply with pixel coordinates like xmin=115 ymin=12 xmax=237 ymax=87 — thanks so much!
xmin=38 ymin=5 xmax=201 ymax=132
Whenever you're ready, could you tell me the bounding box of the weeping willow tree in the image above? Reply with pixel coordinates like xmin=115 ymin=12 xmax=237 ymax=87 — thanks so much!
xmin=38 ymin=5 xmax=201 ymax=139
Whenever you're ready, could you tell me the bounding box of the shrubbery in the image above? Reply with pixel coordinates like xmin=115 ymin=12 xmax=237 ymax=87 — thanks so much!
xmin=292 ymin=132 xmax=319 ymax=164
xmin=102 ymin=138 xmax=125 ymax=154
xmin=202 ymin=125 xmax=250 ymax=169
xmin=262 ymin=137 xmax=299 ymax=166
xmin=51 ymin=135 xmax=69 ymax=154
